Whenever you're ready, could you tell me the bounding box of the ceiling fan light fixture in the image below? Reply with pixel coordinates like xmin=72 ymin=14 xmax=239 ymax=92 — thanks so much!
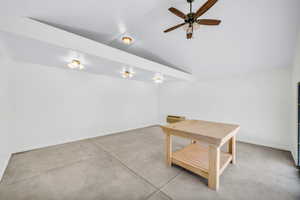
xmin=122 ymin=36 xmax=133 ymax=45
xmin=67 ymin=59 xmax=84 ymax=70
xmin=187 ymin=25 xmax=193 ymax=33
xmin=183 ymin=23 xmax=200 ymax=31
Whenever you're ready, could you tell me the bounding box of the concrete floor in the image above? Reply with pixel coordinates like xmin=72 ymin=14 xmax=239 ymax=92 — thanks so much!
xmin=0 ymin=126 xmax=299 ymax=200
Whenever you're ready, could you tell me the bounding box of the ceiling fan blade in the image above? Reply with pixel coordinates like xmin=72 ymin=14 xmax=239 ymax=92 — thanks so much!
xmin=164 ymin=23 xmax=186 ymax=33
xmin=194 ymin=0 xmax=218 ymax=19
xmin=197 ymin=19 xmax=221 ymax=25
xmin=168 ymin=7 xmax=187 ymax=19
xmin=186 ymin=32 xmax=193 ymax=39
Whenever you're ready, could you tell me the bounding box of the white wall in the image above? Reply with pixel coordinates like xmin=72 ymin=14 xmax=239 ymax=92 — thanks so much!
xmin=291 ymin=33 xmax=300 ymax=165
xmin=159 ymin=67 xmax=292 ymax=151
xmin=0 ymin=61 xmax=158 ymax=178
xmin=13 ymin=62 xmax=159 ymax=152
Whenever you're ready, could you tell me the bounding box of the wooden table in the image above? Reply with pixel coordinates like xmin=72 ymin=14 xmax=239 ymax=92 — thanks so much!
xmin=161 ymin=120 xmax=240 ymax=190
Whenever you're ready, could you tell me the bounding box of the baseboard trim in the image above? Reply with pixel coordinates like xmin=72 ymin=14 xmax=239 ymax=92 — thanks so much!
xmin=0 ymin=153 xmax=12 ymax=183
xmin=13 ymin=123 xmax=158 ymax=155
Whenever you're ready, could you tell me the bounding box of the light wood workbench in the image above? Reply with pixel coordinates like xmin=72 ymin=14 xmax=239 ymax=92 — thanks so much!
xmin=161 ymin=120 xmax=240 ymax=190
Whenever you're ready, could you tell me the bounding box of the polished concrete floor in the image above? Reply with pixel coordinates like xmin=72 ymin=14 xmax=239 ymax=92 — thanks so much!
xmin=0 ymin=126 xmax=299 ymax=200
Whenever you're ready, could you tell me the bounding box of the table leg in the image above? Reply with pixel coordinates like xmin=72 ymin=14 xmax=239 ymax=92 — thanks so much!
xmin=208 ymin=145 xmax=220 ymax=191
xmin=229 ymin=136 xmax=236 ymax=164
xmin=165 ymin=133 xmax=172 ymax=166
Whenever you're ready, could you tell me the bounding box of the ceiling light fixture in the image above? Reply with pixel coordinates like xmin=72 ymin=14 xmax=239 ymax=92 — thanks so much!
xmin=121 ymin=67 xmax=135 ymax=79
xmin=67 ymin=59 xmax=84 ymax=70
xmin=153 ymin=73 xmax=164 ymax=83
xmin=122 ymin=36 xmax=133 ymax=45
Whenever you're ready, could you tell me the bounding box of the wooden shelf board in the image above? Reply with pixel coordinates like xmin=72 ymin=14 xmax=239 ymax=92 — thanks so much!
xmin=172 ymin=144 xmax=232 ymax=177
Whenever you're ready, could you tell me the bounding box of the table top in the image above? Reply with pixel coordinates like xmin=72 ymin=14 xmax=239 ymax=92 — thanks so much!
xmin=161 ymin=120 xmax=240 ymax=146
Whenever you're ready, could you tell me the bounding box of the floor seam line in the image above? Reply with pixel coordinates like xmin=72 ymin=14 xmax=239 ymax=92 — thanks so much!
xmin=157 ymin=190 xmax=173 ymax=200
xmin=155 ymin=170 xmax=183 ymax=199
xmin=89 ymin=140 xmax=162 ymax=191
xmin=1 ymin=155 xmax=100 ymax=186
xmin=89 ymin=140 xmax=177 ymax=200
xmin=144 ymin=190 xmax=162 ymax=200
xmin=159 ymin=169 xmax=182 ymax=190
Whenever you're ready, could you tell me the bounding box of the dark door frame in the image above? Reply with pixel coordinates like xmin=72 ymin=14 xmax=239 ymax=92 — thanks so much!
xmin=297 ymin=83 xmax=300 ymax=167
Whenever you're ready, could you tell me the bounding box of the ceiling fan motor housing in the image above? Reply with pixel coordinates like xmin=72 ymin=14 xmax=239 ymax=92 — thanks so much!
xmin=185 ymin=13 xmax=196 ymax=24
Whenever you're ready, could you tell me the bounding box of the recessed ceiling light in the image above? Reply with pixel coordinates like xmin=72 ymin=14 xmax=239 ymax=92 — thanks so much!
xmin=153 ymin=73 xmax=164 ymax=83
xmin=121 ymin=67 xmax=135 ymax=78
xmin=122 ymin=36 xmax=133 ymax=45
xmin=67 ymin=59 xmax=84 ymax=70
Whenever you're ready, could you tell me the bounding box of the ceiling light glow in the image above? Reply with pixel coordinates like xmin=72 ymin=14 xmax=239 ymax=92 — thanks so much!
xmin=67 ymin=59 xmax=84 ymax=70
xmin=122 ymin=36 xmax=133 ymax=45
xmin=153 ymin=73 xmax=164 ymax=83
xmin=121 ymin=67 xmax=135 ymax=79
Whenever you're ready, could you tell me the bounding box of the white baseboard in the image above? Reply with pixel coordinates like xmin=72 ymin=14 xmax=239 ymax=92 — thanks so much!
xmin=14 ymin=123 xmax=158 ymax=155
xmin=291 ymin=149 xmax=298 ymax=166
xmin=237 ymin=136 xmax=291 ymax=151
xmin=0 ymin=153 xmax=11 ymax=182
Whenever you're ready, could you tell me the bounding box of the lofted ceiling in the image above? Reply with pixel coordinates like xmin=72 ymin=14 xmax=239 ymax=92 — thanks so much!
xmin=2 ymin=0 xmax=300 ymax=79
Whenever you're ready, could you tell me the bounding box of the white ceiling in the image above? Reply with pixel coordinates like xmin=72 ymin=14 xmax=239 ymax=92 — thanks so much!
xmin=2 ymin=0 xmax=300 ymax=79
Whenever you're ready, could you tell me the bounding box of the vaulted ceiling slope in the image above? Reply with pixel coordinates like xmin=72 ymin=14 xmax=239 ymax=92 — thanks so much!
xmin=2 ymin=0 xmax=300 ymax=79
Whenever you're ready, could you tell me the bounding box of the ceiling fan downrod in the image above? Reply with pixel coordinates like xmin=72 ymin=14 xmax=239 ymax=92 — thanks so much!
xmin=187 ymin=0 xmax=194 ymax=39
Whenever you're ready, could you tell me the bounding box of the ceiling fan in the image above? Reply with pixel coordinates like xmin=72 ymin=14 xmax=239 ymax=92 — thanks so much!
xmin=164 ymin=0 xmax=221 ymax=39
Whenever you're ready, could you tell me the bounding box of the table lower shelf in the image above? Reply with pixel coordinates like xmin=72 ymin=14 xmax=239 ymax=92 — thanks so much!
xmin=172 ymin=143 xmax=232 ymax=179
